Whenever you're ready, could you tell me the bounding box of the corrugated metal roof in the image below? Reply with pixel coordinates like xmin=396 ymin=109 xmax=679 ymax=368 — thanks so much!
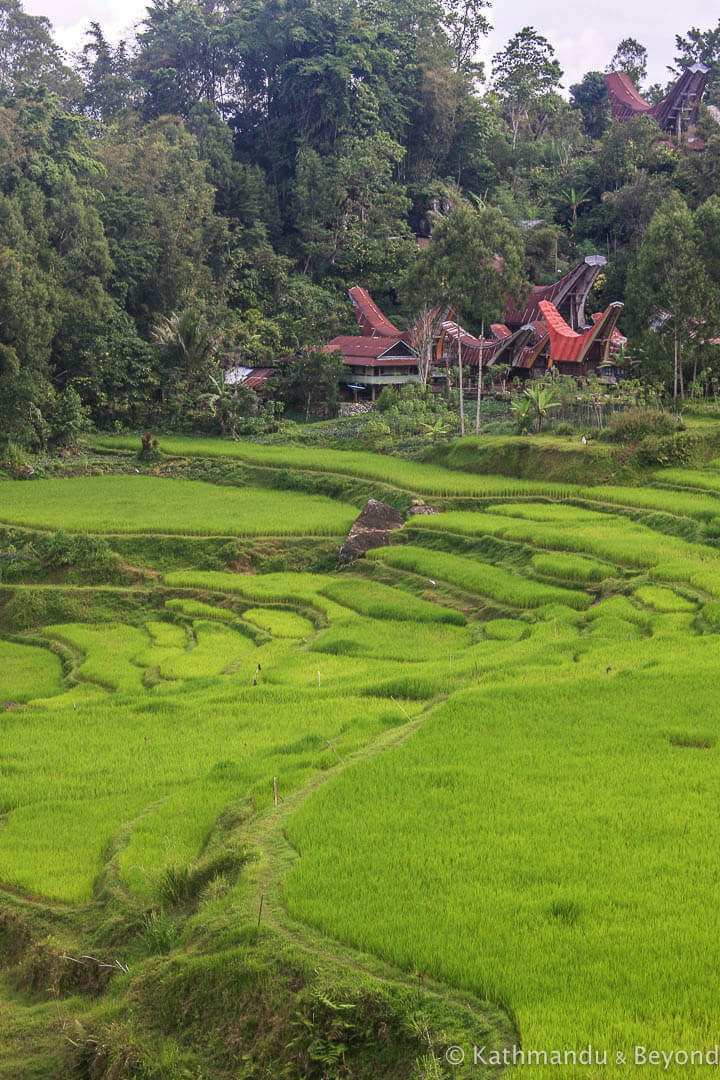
xmin=244 ymin=367 xmax=275 ymax=387
xmin=325 ymin=335 xmax=418 ymax=365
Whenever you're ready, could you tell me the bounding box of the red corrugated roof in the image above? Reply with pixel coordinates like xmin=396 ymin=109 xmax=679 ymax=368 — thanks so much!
xmin=324 ymin=335 xmax=418 ymax=366
xmin=244 ymin=367 xmax=275 ymax=387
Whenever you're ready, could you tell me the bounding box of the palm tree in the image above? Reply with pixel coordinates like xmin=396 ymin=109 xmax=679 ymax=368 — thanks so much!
xmin=557 ymin=185 xmax=591 ymax=234
xmin=151 ymin=309 xmax=219 ymax=381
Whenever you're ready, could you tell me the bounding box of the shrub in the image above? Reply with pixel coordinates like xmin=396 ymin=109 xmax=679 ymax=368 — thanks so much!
xmin=601 ymin=409 xmax=682 ymax=445
xmin=47 ymin=387 xmax=91 ymax=449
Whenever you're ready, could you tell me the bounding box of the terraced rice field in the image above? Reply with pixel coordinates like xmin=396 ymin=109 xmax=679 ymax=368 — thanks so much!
xmin=0 ymin=475 xmax=357 ymax=535
xmin=4 ymin=448 xmax=720 ymax=1075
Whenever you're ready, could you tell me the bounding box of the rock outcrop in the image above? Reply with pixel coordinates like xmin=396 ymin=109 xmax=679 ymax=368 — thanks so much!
xmin=339 ymin=499 xmax=405 ymax=564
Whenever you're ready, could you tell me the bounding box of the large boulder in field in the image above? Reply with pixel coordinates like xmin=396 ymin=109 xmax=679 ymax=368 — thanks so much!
xmin=339 ymin=499 xmax=405 ymax=564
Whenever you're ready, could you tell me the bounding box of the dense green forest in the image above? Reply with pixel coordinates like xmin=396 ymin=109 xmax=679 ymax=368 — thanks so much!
xmin=0 ymin=0 xmax=719 ymax=447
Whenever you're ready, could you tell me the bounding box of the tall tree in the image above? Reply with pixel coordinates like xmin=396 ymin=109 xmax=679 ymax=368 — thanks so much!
xmin=570 ymin=71 xmax=611 ymax=140
xmin=492 ymin=27 xmax=562 ymax=150
xmin=626 ymin=194 xmax=711 ymax=400
xmin=440 ymin=0 xmax=490 ymax=75
xmin=0 ymin=0 xmax=80 ymax=103
xmin=673 ymin=21 xmax=720 ymax=107
xmin=77 ymin=22 xmax=136 ymax=122
xmin=608 ymin=37 xmax=648 ymax=89
xmin=404 ymin=199 xmax=527 ymax=433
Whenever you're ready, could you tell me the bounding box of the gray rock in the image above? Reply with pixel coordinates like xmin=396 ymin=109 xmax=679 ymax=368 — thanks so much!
xmin=339 ymin=499 xmax=405 ymax=564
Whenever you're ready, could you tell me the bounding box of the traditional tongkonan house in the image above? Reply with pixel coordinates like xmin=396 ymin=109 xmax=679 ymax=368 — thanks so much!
xmin=605 ymin=64 xmax=709 ymax=138
xmin=505 ymin=255 xmax=606 ymax=331
xmin=539 ymin=300 xmax=624 ymax=377
xmin=323 ymin=257 xmax=628 ymax=398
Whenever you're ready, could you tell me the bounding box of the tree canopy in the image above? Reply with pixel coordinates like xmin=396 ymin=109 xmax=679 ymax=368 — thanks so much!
xmin=0 ymin=0 xmax=717 ymax=446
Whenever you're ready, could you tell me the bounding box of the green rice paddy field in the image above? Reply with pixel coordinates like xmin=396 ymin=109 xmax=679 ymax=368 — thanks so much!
xmin=3 ymin=440 xmax=720 ymax=1077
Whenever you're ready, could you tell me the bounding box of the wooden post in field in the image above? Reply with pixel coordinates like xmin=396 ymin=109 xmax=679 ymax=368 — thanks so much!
xmin=475 ymin=320 xmax=484 ymax=436
xmin=258 ymin=894 xmax=264 ymax=926
xmin=317 ymin=669 xmax=321 ymax=688
xmin=458 ymin=333 xmax=465 ymax=437
xmin=273 ymin=776 xmax=278 ymax=807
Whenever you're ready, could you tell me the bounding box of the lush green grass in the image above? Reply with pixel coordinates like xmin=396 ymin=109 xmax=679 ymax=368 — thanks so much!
xmin=0 ymin=476 xmax=357 ymax=536
xmin=91 ymin=435 xmax=720 ymax=519
xmin=483 ymin=618 xmax=527 ymax=641
xmin=408 ymin=508 xmax=720 ymax=584
xmin=6 ymin=456 xmax=720 ymax=1073
xmin=159 ymin=620 xmax=256 ymax=680
xmin=42 ymin=622 xmax=150 ymax=691
xmin=0 ymin=639 xmax=65 ymax=702
xmin=90 ymin=435 xmax=576 ymax=498
xmin=165 ymin=598 xmax=237 ymax=621
xmin=655 ymin=467 xmax=720 ymax=493
xmin=0 ymin=679 xmax=408 ymax=902
xmin=163 ymin=570 xmax=347 ymax=619
xmin=367 ymin=545 xmax=592 ymax=610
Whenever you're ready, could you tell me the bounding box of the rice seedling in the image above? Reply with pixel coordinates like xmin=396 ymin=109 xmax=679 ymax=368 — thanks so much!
xmin=483 ymin=619 xmax=527 ymax=641
xmin=654 ymin=467 xmax=720 ymax=493
xmin=283 ymin=661 xmax=720 ymax=1076
xmin=0 ymin=639 xmax=65 ymax=702
xmin=42 ymin=622 xmax=150 ymax=691
xmin=6 ymin=459 xmax=720 ymax=1071
xmin=0 ymin=677 xmax=413 ymax=903
xmin=310 ymin=616 xmax=472 ymax=662
xmin=164 ymin=570 xmax=348 ymax=620
xmin=159 ymin=621 xmax=256 ymax=680
xmin=634 ymin=585 xmax=697 ymax=612
xmin=320 ymin=578 xmax=466 ymax=625
xmin=701 ymin=600 xmax=720 ymax=626
xmin=165 ymin=598 xmax=237 ymax=621
xmin=91 ymin=435 xmax=720 ymax=519
xmin=367 ymin=546 xmax=591 ymax=609
xmin=241 ymin=608 xmax=315 ymax=638
xmin=409 ymin=509 xmax=720 ymax=574
xmin=0 ymin=476 xmax=357 ymax=536
xmin=531 ymin=552 xmax=611 ymax=583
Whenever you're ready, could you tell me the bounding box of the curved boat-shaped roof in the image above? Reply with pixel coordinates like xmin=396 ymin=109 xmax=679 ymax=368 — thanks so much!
xmin=505 ymin=255 xmax=606 ymax=330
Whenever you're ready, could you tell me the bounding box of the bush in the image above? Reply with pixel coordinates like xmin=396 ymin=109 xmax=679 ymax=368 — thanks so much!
xmin=35 ymin=531 xmax=119 ymax=578
xmin=602 ymin=409 xmax=683 ymax=444
xmin=46 ymin=387 xmax=91 ymax=449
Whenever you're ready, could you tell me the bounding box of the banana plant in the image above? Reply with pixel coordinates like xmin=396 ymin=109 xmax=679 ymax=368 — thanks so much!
xmin=523 ymin=383 xmax=560 ymax=432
